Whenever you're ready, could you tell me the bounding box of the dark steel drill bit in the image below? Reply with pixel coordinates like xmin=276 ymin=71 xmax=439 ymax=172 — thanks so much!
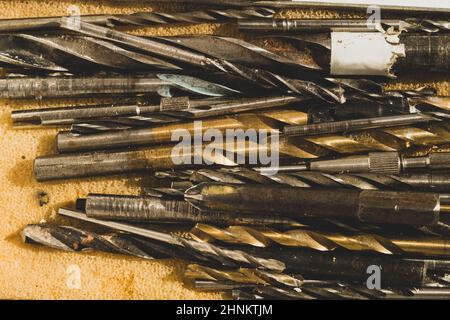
xmin=22 ymin=224 xmax=164 ymax=260
xmin=165 ymin=0 xmax=450 ymax=14
xmin=190 ymin=223 xmax=450 ymax=257
xmin=184 ymin=183 xmax=442 ymax=226
xmin=57 ymin=207 xmax=450 ymax=287
xmin=81 ymin=193 xmax=302 ymax=227
xmin=11 ymin=95 xmax=303 ymax=128
xmin=283 ymin=113 xmax=445 ymax=137
xmin=0 ymin=74 xmax=241 ymax=99
xmin=0 ymin=8 xmax=275 ymax=33
xmin=238 ymin=19 xmax=450 ymax=34
xmin=155 ymin=168 xmax=450 ymax=192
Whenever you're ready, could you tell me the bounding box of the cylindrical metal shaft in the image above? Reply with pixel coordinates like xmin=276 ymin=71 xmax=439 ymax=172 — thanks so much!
xmin=283 ymin=113 xmax=440 ymax=136
xmin=0 ymin=76 xmax=170 ymax=99
xmin=185 ymin=183 xmax=441 ymax=226
xmin=83 ymin=193 xmax=301 ymax=227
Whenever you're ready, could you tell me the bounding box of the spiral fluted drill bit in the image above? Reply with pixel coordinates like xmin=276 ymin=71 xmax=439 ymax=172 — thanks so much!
xmin=190 ymin=223 xmax=450 ymax=257
xmin=238 ymin=18 xmax=450 ymax=34
xmin=0 ymin=8 xmax=275 ymax=33
xmin=53 ymin=108 xmax=308 ymax=152
xmin=57 ymin=207 xmax=450 ymax=286
xmin=22 ymin=224 xmax=164 ymax=260
xmin=154 ymin=167 xmax=450 ymax=192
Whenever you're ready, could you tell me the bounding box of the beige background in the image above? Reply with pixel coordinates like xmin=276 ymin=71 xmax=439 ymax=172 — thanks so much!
xmin=0 ymin=0 xmax=448 ymax=299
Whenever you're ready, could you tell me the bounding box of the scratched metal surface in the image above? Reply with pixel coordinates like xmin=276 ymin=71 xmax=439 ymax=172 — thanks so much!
xmin=0 ymin=0 xmax=448 ymax=299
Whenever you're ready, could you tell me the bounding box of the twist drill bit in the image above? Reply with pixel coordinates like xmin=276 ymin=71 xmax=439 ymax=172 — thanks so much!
xmin=155 ymin=167 xmax=450 ymax=192
xmin=0 ymin=74 xmax=240 ymax=99
xmin=54 ymin=108 xmax=308 ymax=153
xmin=22 ymin=224 xmax=163 ymax=260
xmin=12 ymin=95 xmax=302 ymax=128
xmin=81 ymin=193 xmax=302 ymax=227
xmin=185 ymin=183 xmax=441 ymax=226
xmin=190 ymin=223 xmax=450 ymax=257
xmin=60 ymin=20 xmax=343 ymax=101
xmin=166 ymin=0 xmax=450 ymax=14
xmin=33 ymin=120 xmax=450 ymax=181
xmin=238 ymin=19 xmax=450 ymax=34
xmin=0 ymin=8 xmax=275 ymax=33
xmin=57 ymin=207 xmax=450 ymax=286
xmin=283 ymin=113 xmax=445 ymax=137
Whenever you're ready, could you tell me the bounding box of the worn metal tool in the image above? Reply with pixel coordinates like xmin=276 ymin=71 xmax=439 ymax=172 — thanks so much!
xmin=80 ymin=193 xmax=301 ymax=227
xmin=185 ymin=183 xmax=442 ymax=226
xmin=190 ymin=223 xmax=450 ymax=257
xmin=57 ymin=208 xmax=450 ymax=286
xmin=155 ymin=168 xmax=450 ymax=192
xmin=11 ymin=95 xmax=302 ymax=127
xmin=238 ymin=19 xmax=450 ymax=34
xmin=0 ymin=8 xmax=275 ymax=33
xmin=0 ymin=74 xmax=242 ymax=99
xmin=166 ymin=0 xmax=450 ymax=14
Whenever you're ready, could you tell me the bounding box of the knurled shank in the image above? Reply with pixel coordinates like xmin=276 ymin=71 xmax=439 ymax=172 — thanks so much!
xmin=368 ymin=152 xmax=401 ymax=174
xmin=357 ymin=190 xmax=440 ymax=225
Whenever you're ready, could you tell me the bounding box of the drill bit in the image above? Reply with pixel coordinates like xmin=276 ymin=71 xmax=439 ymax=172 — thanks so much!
xmin=54 ymin=108 xmax=308 ymax=153
xmin=185 ymin=183 xmax=442 ymax=226
xmin=80 ymin=193 xmax=302 ymax=227
xmin=33 ymin=119 xmax=450 ymax=181
xmin=283 ymin=113 xmax=445 ymax=137
xmin=155 ymin=167 xmax=450 ymax=192
xmin=190 ymin=223 xmax=450 ymax=257
xmin=59 ymin=20 xmax=344 ymax=102
xmin=0 ymin=8 xmax=275 ymax=33
xmin=22 ymin=224 xmax=164 ymax=260
xmin=11 ymin=95 xmax=303 ymax=128
xmin=0 ymin=74 xmax=240 ymax=99
xmin=57 ymin=207 xmax=450 ymax=286
xmin=238 ymin=18 xmax=450 ymax=34
xmin=166 ymin=0 xmax=450 ymax=14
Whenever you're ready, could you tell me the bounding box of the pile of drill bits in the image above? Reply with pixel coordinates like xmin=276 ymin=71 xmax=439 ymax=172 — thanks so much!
xmin=8 ymin=1 xmax=450 ymax=300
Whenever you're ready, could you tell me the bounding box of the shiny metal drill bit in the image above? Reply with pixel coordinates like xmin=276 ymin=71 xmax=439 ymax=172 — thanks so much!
xmin=185 ymin=183 xmax=441 ymax=226
xmin=238 ymin=18 xmax=450 ymax=34
xmin=0 ymin=8 xmax=275 ymax=33
xmin=190 ymin=223 xmax=450 ymax=257
xmin=57 ymin=207 xmax=450 ymax=286
xmin=0 ymin=74 xmax=240 ymax=99
xmin=11 ymin=95 xmax=303 ymax=128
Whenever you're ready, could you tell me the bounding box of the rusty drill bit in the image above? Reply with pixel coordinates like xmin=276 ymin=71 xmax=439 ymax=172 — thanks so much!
xmin=185 ymin=183 xmax=442 ymax=226
xmin=57 ymin=207 xmax=450 ymax=287
xmin=0 ymin=8 xmax=275 ymax=33
xmin=190 ymin=223 xmax=450 ymax=257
